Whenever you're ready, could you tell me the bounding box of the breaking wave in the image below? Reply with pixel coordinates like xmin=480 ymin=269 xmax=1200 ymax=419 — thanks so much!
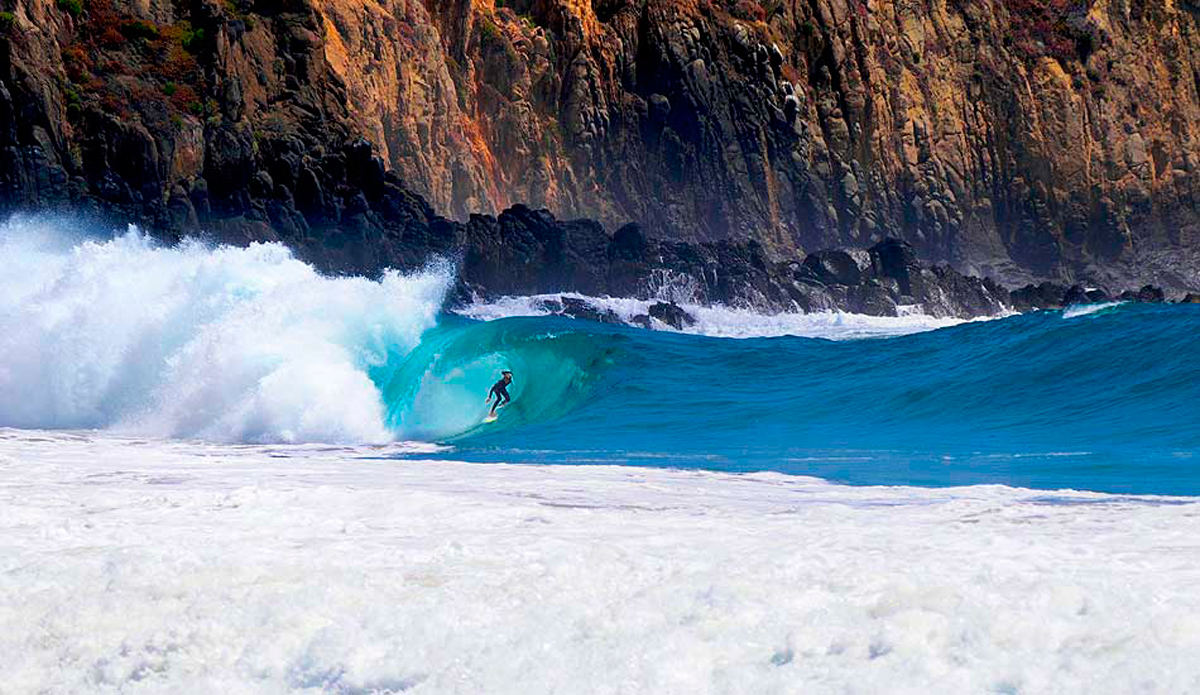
xmin=4 ymin=215 xmax=1200 ymax=494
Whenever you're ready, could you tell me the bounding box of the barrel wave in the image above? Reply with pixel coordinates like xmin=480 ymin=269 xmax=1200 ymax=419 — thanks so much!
xmin=434 ymin=303 xmax=1200 ymax=495
xmin=378 ymin=315 xmax=622 ymax=441
xmin=3 ymin=217 xmax=1200 ymax=495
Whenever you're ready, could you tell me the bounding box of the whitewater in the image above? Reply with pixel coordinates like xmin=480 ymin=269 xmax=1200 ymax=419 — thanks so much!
xmin=4 ymin=216 xmax=1200 ymax=693
xmin=5 ymin=429 xmax=1200 ymax=693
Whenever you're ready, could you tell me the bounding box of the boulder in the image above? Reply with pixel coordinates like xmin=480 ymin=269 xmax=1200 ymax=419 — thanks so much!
xmin=800 ymin=248 xmax=870 ymax=286
xmin=868 ymin=238 xmax=922 ymax=298
xmin=1010 ymin=282 xmax=1069 ymax=311
xmin=558 ymin=297 xmax=622 ymax=324
xmin=1135 ymin=285 xmax=1165 ymax=303
xmin=1178 ymin=293 xmax=1200 ymax=304
xmin=648 ymin=301 xmax=696 ymax=329
xmin=1063 ymin=284 xmax=1111 ymax=306
xmin=847 ymin=281 xmax=898 ymax=316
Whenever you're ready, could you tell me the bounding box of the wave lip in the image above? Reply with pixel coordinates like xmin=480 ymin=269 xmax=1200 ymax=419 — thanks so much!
xmin=1062 ymin=301 xmax=1125 ymax=319
xmin=0 ymin=217 xmax=452 ymax=443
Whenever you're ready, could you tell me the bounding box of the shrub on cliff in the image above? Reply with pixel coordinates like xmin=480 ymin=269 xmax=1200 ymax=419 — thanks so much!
xmin=0 ymin=11 xmax=15 ymax=32
xmin=119 ymin=20 xmax=158 ymax=42
xmin=1004 ymin=0 xmax=1097 ymax=63
xmin=57 ymin=0 xmax=83 ymax=18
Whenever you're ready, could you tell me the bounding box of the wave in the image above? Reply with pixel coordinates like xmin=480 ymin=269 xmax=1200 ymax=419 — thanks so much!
xmin=0 ymin=216 xmax=451 ymax=443
xmin=377 ymin=315 xmax=622 ymax=441
xmin=1 ymin=216 xmax=971 ymax=445
xmin=1062 ymin=300 xmax=1125 ymax=319
xmin=5 ymin=215 xmax=1200 ymax=494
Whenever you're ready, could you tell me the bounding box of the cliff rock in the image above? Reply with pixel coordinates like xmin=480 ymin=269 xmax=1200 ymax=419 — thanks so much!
xmin=1 ymin=0 xmax=1196 ymax=301
xmin=317 ymin=0 xmax=1200 ymax=287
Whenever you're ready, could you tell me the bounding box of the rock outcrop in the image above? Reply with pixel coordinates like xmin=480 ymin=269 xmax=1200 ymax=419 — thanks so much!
xmin=0 ymin=0 xmax=1194 ymax=319
xmin=314 ymin=0 xmax=1200 ymax=288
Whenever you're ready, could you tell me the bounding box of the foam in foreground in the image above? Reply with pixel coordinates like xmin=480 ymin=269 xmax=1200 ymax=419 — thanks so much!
xmin=3 ymin=430 xmax=1199 ymax=694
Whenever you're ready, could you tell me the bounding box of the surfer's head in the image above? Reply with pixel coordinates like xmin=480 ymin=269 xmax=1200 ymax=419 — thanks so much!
xmin=502 ymin=370 xmax=513 ymax=382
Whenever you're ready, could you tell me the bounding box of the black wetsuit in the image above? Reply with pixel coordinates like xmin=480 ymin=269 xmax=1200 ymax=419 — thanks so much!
xmin=489 ymin=379 xmax=511 ymax=410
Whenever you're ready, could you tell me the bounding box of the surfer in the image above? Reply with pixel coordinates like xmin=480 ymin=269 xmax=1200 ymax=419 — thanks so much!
xmin=487 ymin=370 xmax=513 ymax=417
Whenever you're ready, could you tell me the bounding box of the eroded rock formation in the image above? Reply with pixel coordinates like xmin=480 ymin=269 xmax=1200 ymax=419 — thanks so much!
xmin=1 ymin=0 xmax=1197 ymax=300
xmin=318 ymin=0 xmax=1200 ymax=286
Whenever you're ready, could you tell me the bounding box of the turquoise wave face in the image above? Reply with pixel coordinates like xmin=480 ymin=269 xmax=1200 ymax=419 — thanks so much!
xmin=378 ymin=315 xmax=623 ymax=441
xmin=382 ymin=304 xmax=1200 ymax=495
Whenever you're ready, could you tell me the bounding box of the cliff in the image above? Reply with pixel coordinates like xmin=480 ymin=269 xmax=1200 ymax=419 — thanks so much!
xmin=321 ymin=0 xmax=1200 ymax=286
xmin=1 ymin=0 xmax=1198 ymax=296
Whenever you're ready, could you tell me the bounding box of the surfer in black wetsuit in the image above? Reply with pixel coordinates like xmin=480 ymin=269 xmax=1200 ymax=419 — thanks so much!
xmin=487 ymin=370 xmax=513 ymax=417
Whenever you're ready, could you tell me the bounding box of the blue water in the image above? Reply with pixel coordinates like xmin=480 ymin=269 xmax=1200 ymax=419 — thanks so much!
xmin=3 ymin=221 xmax=1197 ymax=496
xmin=383 ymin=303 xmax=1200 ymax=495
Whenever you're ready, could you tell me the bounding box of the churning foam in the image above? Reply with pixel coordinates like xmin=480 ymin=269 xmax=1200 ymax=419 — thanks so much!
xmin=4 ymin=429 xmax=1200 ymax=693
xmin=459 ymin=292 xmax=967 ymax=340
xmin=0 ymin=216 xmax=451 ymax=443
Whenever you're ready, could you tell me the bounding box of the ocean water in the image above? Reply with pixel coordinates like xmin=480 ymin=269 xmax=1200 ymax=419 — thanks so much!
xmin=430 ymin=300 xmax=1200 ymax=495
xmin=6 ymin=216 xmax=1195 ymax=494
xmin=4 ymin=216 xmax=1200 ymax=692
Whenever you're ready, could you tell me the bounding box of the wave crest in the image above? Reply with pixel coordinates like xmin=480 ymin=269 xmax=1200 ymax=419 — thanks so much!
xmin=0 ymin=217 xmax=452 ymax=443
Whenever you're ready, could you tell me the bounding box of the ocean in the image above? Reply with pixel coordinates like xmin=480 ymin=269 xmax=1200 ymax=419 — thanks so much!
xmin=3 ymin=216 xmax=1200 ymax=692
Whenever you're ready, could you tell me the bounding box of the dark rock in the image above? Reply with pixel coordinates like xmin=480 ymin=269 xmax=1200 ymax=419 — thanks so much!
xmin=630 ymin=314 xmax=653 ymax=329
xmin=1064 ymin=284 xmax=1112 ymax=305
xmin=608 ymin=223 xmax=650 ymax=262
xmin=1178 ymin=293 xmax=1200 ymax=304
xmin=558 ymin=297 xmax=622 ymax=324
xmin=847 ymin=281 xmax=898 ymax=316
xmin=801 ymin=248 xmax=870 ymax=286
xmin=918 ymin=266 xmax=1011 ymax=318
xmin=648 ymin=302 xmax=696 ymax=329
xmin=1011 ymin=282 xmax=1069 ymax=311
xmin=1135 ymin=285 xmax=1165 ymax=303
xmin=868 ymin=238 xmax=922 ymax=297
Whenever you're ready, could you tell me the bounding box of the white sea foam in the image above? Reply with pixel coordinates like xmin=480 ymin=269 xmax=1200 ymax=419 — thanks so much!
xmin=2 ymin=428 xmax=1199 ymax=693
xmin=458 ymin=292 xmax=968 ymax=340
xmin=1062 ymin=301 xmax=1125 ymax=319
xmin=0 ymin=216 xmax=452 ymax=443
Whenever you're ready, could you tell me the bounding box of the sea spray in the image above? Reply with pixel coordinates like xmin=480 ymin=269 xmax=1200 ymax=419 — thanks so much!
xmin=0 ymin=217 xmax=452 ymax=442
xmin=458 ymin=291 xmax=969 ymax=339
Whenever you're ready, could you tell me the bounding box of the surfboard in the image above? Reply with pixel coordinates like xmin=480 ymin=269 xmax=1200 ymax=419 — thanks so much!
xmin=483 ymin=414 xmax=498 ymax=423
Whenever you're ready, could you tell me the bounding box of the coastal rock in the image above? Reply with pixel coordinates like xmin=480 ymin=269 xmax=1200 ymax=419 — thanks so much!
xmin=1064 ymin=285 xmax=1112 ymax=306
xmin=802 ymin=249 xmax=871 ymax=287
xmin=1137 ymin=285 xmax=1166 ymax=303
xmin=2 ymin=0 xmax=1199 ymax=293
xmin=558 ymin=297 xmax=622 ymax=324
xmin=1011 ymin=282 xmax=1070 ymax=311
xmin=0 ymin=0 xmax=1193 ymax=326
xmin=315 ymin=0 xmax=1200 ymax=287
xmin=847 ymin=281 xmax=898 ymax=317
xmin=648 ymin=302 xmax=695 ymax=330
xmin=1178 ymin=293 xmax=1200 ymax=304
xmin=1118 ymin=285 xmax=1166 ymax=303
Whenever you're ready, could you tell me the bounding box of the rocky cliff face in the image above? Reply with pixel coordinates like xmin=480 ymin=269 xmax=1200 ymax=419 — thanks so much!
xmin=1 ymin=0 xmax=1197 ymax=295
xmin=320 ymin=0 xmax=1200 ymax=287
